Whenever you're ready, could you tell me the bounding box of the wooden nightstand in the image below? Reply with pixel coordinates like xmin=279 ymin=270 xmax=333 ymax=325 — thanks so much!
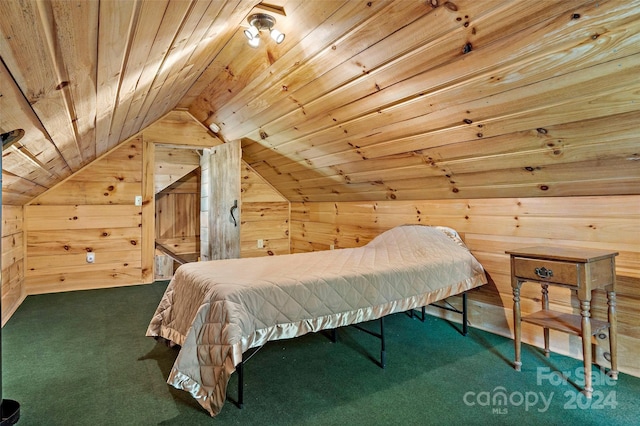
xmin=506 ymin=246 xmax=619 ymax=398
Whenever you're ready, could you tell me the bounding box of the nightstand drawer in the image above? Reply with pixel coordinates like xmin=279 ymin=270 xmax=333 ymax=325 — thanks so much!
xmin=513 ymin=257 xmax=578 ymax=285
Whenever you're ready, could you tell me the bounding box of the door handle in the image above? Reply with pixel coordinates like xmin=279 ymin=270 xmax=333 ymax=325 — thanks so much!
xmin=230 ymin=199 xmax=238 ymax=227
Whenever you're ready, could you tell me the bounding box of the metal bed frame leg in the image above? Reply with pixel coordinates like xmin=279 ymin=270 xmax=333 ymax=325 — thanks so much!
xmin=352 ymin=317 xmax=386 ymax=368
xmin=236 ymin=362 xmax=244 ymax=409
xmin=411 ymin=291 xmax=470 ymax=335
xmin=408 ymin=306 xmax=427 ymax=322
xmin=462 ymin=292 xmax=468 ymax=336
xmin=380 ymin=316 xmax=386 ymax=368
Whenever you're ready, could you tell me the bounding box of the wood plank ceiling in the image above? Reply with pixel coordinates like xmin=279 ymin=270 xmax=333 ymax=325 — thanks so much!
xmin=2 ymin=0 xmax=639 ymax=205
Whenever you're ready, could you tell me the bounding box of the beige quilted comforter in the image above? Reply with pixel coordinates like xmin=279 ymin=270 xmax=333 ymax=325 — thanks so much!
xmin=146 ymin=225 xmax=487 ymax=416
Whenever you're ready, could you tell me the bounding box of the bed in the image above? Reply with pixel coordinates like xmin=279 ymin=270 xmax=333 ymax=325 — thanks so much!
xmin=146 ymin=224 xmax=487 ymax=416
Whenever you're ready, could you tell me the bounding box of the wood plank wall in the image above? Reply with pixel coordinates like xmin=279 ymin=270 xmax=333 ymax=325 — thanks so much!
xmin=156 ymin=171 xmax=200 ymax=254
xmin=1 ymin=205 xmax=25 ymax=325
xmin=290 ymin=195 xmax=640 ymax=377
xmin=155 ymin=167 xmax=200 ymax=280
xmin=0 ymin=111 xmax=219 ymax=321
xmin=241 ymin=163 xmax=289 ymax=257
xmin=24 ymin=139 xmax=144 ymax=294
xmin=200 ymin=149 xmax=211 ymax=262
xmin=154 ymin=146 xmax=200 ymax=193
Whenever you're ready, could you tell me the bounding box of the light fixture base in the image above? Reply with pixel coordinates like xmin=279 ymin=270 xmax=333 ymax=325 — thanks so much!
xmin=247 ymin=13 xmax=276 ymax=31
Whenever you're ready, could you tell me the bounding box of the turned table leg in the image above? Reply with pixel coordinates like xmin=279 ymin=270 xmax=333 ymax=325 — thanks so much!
xmin=541 ymin=283 xmax=550 ymax=358
xmin=607 ymin=290 xmax=619 ymax=380
xmin=580 ymin=299 xmax=593 ymax=398
xmin=513 ymin=280 xmax=523 ymax=371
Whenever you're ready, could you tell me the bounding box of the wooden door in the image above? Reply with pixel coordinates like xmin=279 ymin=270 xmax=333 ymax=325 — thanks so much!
xmin=201 ymin=140 xmax=241 ymax=260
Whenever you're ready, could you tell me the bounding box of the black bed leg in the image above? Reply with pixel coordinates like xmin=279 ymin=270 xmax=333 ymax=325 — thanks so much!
xmin=237 ymin=362 xmax=244 ymax=409
xmin=380 ymin=317 xmax=386 ymax=369
xmin=462 ymin=292 xmax=468 ymax=336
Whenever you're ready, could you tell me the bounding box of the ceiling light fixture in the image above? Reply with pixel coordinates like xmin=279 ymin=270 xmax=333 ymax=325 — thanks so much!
xmin=208 ymin=122 xmax=220 ymax=133
xmin=243 ymin=13 xmax=285 ymax=48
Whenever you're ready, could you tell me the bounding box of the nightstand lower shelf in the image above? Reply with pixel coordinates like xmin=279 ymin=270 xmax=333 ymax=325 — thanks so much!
xmin=522 ymin=310 xmax=610 ymax=336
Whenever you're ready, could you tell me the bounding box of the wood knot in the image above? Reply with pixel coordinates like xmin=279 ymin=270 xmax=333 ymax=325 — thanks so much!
xmin=444 ymin=1 xmax=458 ymax=11
xmin=462 ymin=42 xmax=473 ymax=54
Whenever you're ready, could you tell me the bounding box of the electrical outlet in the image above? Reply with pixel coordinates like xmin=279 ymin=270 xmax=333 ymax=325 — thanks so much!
xmin=135 ymin=195 xmax=143 ymax=206
xmin=86 ymin=252 xmax=95 ymax=263
xmin=257 ymin=239 xmax=264 ymax=249
xmin=330 ymin=244 xmax=335 ymax=250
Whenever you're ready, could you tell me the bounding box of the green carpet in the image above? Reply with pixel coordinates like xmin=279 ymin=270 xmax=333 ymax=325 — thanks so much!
xmin=2 ymin=281 xmax=639 ymax=425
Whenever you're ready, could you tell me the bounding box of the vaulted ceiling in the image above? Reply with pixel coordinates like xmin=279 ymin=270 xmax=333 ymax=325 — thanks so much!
xmin=2 ymin=0 xmax=639 ymax=205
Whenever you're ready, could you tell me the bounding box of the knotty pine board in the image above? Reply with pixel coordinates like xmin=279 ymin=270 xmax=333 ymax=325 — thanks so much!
xmin=24 ymin=140 xmax=144 ymax=294
xmin=141 ymin=110 xmax=223 ymax=148
xmin=0 ymin=0 xmax=83 ymax=172
xmin=0 ymin=62 xmax=71 ymax=195
xmin=240 ymin=164 xmax=289 ymax=257
xmin=1 ymin=205 xmax=25 ymax=325
xmin=240 ymin=1 xmax=635 ymax=152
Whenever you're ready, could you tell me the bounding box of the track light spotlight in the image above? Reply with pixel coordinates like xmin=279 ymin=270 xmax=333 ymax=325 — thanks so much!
xmin=243 ymin=25 xmax=259 ymax=41
xmin=270 ymin=28 xmax=285 ymax=44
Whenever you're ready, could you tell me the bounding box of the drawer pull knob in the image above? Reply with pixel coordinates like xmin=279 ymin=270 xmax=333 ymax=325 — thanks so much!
xmin=535 ymin=267 xmax=553 ymax=279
